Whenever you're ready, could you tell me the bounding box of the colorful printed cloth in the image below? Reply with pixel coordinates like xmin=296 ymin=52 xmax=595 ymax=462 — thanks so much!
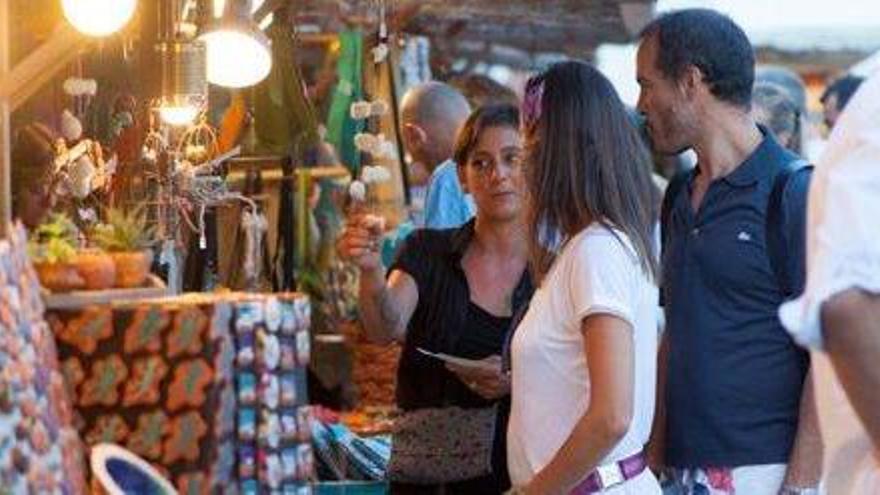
xmin=47 ymin=292 xmax=314 ymax=494
xmin=662 ymin=464 xmax=786 ymax=495
xmin=0 ymin=223 xmax=87 ymax=494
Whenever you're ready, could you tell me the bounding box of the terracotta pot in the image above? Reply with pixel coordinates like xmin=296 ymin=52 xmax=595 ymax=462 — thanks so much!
xmin=110 ymin=250 xmax=154 ymax=288
xmin=73 ymin=249 xmax=116 ymax=290
xmin=33 ymin=262 xmax=85 ymax=293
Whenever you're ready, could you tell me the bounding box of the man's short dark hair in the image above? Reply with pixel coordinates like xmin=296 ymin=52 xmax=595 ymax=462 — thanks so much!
xmin=821 ymin=75 xmax=865 ymax=110
xmin=640 ymin=9 xmax=755 ymax=108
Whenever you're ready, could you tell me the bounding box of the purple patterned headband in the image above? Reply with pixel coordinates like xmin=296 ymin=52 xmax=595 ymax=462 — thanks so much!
xmin=521 ymin=76 xmax=545 ymax=130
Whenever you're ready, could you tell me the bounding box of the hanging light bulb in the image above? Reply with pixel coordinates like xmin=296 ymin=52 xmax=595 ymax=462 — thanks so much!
xmin=158 ymin=105 xmax=200 ymax=126
xmin=61 ymin=0 xmax=137 ymax=37
xmin=200 ymin=0 xmax=272 ymax=88
xmin=156 ymin=41 xmax=207 ymax=126
xmin=213 ymin=0 xmax=265 ymax=18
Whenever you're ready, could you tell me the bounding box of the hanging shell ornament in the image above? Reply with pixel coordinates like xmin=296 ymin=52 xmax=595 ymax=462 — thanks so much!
xmin=61 ymin=109 xmax=83 ymax=142
xmin=63 ymin=77 xmax=98 ymax=97
xmin=68 ymin=155 xmax=97 ymax=199
xmin=348 ymin=180 xmax=366 ymax=202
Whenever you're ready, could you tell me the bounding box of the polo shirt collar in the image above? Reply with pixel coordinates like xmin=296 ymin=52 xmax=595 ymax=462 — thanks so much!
xmin=722 ymin=125 xmax=785 ymax=187
xmin=691 ymin=125 xmax=787 ymax=188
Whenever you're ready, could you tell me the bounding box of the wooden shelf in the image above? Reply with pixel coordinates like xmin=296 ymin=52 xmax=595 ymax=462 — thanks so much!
xmin=43 ymin=275 xmax=168 ymax=310
xmin=225 ymin=165 xmax=351 ymax=184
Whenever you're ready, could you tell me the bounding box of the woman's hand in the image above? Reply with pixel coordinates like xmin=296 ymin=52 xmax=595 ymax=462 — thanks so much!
xmin=336 ymin=213 xmax=385 ymax=272
xmin=446 ymin=355 xmax=510 ymax=400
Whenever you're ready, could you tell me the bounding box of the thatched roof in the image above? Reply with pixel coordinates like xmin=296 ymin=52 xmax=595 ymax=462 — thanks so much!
xmin=291 ymin=0 xmax=656 ymax=69
xmin=405 ymin=0 xmax=655 ymax=55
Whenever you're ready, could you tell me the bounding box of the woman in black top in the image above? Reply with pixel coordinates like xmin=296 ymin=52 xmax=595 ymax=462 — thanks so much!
xmin=337 ymin=104 xmax=532 ymax=494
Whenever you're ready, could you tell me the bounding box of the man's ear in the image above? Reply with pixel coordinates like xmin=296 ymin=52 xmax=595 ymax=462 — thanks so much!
xmin=681 ymin=65 xmax=706 ymax=98
xmin=402 ymin=122 xmax=427 ymax=150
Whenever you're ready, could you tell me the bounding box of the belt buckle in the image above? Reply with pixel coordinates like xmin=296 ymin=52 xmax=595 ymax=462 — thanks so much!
xmin=596 ymin=462 xmax=625 ymax=489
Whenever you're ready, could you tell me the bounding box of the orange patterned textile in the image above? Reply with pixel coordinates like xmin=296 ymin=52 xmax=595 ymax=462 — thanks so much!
xmin=47 ymin=292 xmax=315 ymax=494
xmin=0 ymin=223 xmax=87 ymax=494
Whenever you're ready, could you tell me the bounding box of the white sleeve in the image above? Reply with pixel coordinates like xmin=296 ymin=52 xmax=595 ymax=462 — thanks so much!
xmin=566 ymin=232 xmax=638 ymax=330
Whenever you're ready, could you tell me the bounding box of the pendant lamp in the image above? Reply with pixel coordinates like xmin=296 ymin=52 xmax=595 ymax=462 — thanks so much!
xmin=200 ymin=0 xmax=272 ymax=88
xmin=212 ymin=0 xmax=265 ymax=18
xmin=156 ymin=40 xmax=208 ymax=126
xmin=61 ymin=0 xmax=137 ymax=37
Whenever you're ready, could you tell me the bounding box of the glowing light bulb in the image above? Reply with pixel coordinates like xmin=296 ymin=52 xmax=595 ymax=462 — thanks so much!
xmin=203 ymin=30 xmax=272 ymax=88
xmin=213 ymin=0 xmax=265 ymax=18
xmin=159 ymin=106 xmax=199 ymax=126
xmin=61 ymin=0 xmax=137 ymax=37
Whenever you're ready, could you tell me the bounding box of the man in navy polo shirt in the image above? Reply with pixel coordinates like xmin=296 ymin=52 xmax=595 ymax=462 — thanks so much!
xmin=636 ymin=9 xmax=821 ymax=495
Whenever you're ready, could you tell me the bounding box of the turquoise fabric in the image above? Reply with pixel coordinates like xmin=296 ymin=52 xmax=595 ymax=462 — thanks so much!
xmin=380 ymin=220 xmax=415 ymax=267
xmin=423 ymin=160 xmax=475 ymax=229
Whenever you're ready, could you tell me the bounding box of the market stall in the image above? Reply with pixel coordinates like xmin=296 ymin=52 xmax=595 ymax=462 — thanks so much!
xmin=0 ymin=0 xmax=655 ymax=493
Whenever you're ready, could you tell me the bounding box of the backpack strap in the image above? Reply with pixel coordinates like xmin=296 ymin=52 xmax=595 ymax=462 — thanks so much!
xmin=766 ymin=158 xmax=812 ymax=297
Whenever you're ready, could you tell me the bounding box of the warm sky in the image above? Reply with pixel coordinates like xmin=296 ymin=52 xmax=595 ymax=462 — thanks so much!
xmin=599 ymin=0 xmax=880 ymax=105
xmin=658 ymin=0 xmax=880 ymax=30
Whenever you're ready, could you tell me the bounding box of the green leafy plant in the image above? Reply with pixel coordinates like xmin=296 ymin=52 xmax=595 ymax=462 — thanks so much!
xmin=91 ymin=206 xmax=156 ymax=252
xmin=27 ymin=213 xmax=78 ymax=264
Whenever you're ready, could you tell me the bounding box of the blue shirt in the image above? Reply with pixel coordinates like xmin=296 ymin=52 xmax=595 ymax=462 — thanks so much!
xmin=662 ymin=130 xmax=811 ymax=468
xmin=423 ymin=160 xmax=475 ymax=229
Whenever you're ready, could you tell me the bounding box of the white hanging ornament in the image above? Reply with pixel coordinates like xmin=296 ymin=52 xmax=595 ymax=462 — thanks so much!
xmin=372 ymin=43 xmax=389 ymax=64
xmin=84 ymin=79 xmax=98 ymax=97
xmin=370 ymin=99 xmax=389 ymax=117
xmin=61 ymin=109 xmax=83 ymax=141
xmin=376 ymin=139 xmax=396 ymax=160
xmin=350 ymin=101 xmax=372 ymax=120
xmin=348 ymin=180 xmax=366 ymax=202
xmin=69 ymin=155 xmax=97 ymax=199
xmin=350 ymin=99 xmax=390 ymax=120
xmin=354 ymin=133 xmax=379 ymax=153
xmin=63 ymin=77 xmax=98 ymax=97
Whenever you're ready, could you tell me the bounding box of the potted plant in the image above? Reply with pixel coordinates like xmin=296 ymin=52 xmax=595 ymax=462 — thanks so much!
xmin=28 ymin=214 xmax=85 ymax=292
xmin=73 ymin=247 xmax=117 ymax=291
xmin=91 ymin=206 xmax=156 ymax=288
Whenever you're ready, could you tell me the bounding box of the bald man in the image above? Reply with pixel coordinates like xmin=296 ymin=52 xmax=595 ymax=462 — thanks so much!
xmin=400 ymin=81 xmax=473 ymax=229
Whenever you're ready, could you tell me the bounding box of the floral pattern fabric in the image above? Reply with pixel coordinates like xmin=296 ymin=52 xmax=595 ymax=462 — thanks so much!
xmin=662 ymin=464 xmax=786 ymax=495
xmin=0 ymin=223 xmax=87 ymax=494
xmin=47 ymin=292 xmax=315 ymax=494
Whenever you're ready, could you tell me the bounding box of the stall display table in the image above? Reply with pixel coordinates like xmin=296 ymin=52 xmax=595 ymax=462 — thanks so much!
xmin=45 ymin=292 xmax=315 ymax=494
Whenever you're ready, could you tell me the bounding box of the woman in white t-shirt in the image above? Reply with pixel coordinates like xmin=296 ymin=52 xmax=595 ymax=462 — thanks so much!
xmin=508 ymin=61 xmax=661 ymax=494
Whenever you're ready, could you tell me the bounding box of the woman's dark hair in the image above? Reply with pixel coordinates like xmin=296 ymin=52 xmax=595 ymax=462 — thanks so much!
xmin=821 ymin=75 xmax=865 ymax=110
xmin=523 ymin=61 xmax=658 ymax=282
xmin=753 ymin=82 xmax=802 ymax=154
xmin=11 ymin=123 xmax=56 ymax=211
xmin=453 ymin=103 xmax=520 ymax=167
xmin=640 ymin=8 xmax=755 ymax=108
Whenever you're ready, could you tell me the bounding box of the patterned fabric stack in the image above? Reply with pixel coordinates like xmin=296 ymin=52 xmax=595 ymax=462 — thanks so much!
xmin=0 ymin=223 xmax=87 ymax=494
xmin=232 ymin=296 xmax=315 ymax=494
xmin=46 ymin=292 xmax=314 ymax=494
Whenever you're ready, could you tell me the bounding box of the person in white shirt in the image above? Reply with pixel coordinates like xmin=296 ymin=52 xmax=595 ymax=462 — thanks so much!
xmin=779 ymin=72 xmax=880 ymax=494
xmin=507 ymin=61 xmax=661 ymax=494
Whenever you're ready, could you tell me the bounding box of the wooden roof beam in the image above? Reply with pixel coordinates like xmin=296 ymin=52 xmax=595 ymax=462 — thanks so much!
xmin=0 ymin=20 xmax=88 ymax=234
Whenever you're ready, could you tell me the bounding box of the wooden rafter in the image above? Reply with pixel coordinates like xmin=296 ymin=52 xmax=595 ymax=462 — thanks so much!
xmin=0 ymin=15 xmax=89 ymax=235
xmin=0 ymin=24 xmax=86 ymax=110
xmin=1 ymin=0 xmax=9 ymax=234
